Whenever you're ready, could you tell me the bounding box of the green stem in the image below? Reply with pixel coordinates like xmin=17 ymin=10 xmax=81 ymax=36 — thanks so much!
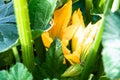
xmin=12 ymin=47 xmax=20 ymax=62
xmin=13 ymin=0 xmax=34 ymax=72
xmin=104 ymin=0 xmax=114 ymax=16
xmin=80 ymin=0 xmax=114 ymax=79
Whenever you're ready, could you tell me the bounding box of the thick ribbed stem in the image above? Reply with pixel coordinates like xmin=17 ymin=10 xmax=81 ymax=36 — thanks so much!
xmin=13 ymin=0 xmax=35 ymax=72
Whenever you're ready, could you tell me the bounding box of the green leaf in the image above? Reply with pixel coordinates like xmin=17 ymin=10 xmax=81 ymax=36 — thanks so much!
xmin=0 ymin=1 xmax=18 ymax=53
xmin=56 ymin=0 xmax=68 ymax=9
xmin=102 ymin=10 xmax=120 ymax=80
xmin=72 ymin=0 xmax=85 ymax=14
xmin=40 ymin=38 xmax=66 ymax=79
xmin=0 ymin=63 xmax=33 ymax=80
xmin=9 ymin=63 xmax=33 ymax=80
xmin=0 ymin=70 xmax=13 ymax=80
xmin=0 ymin=24 xmax=18 ymax=53
xmin=84 ymin=0 xmax=102 ymax=25
xmin=56 ymin=0 xmax=78 ymax=9
xmin=90 ymin=0 xmax=105 ymax=14
xmin=62 ymin=64 xmax=83 ymax=77
xmin=29 ymin=0 xmax=57 ymax=31
xmin=0 ymin=1 xmax=15 ymax=23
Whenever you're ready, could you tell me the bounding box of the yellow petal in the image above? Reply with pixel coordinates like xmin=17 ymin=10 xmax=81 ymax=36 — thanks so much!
xmin=62 ymin=44 xmax=81 ymax=64
xmin=72 ymin=27 xmax=84 ymax=52
xmin=72 ymin=9 xmax=85 ymax=28
xmin=49 ymin=0 xmax=72 ymax=39
xmin=82 ymin=20 xmax=101 ymax=52
xmin=71 ymin=9 xmax=85 ymax=52
xmin=61 ymin=24 xmax=78 ymax=46
xmin=62 ymin=44 xmax=71 ymax=55
xmin=61 ymin=9 xmax=84 ymax=46
xmin=41 ymin=32 xmax=53 ymax=48
xmin=65 ymin=51 xmax=80 ymax=64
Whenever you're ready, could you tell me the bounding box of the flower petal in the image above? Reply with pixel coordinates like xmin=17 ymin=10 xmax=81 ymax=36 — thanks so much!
xmin=49 ymin=0 xmax=72 ymax=39
xmin=61 ymin=9 xmax=85 ymax=46
xmin=72 ymin=9 xmax=85 ymax=28
xmin=71 ymin=9 xmax=85 ymax=52
xmin=65 ymin=51 xmax=80 ymax=64
xmin=61 ymin=24 xmax=78 ymax=46
xmin=41 ymin=32 xmax=53 ymax=48
xmin=72 ymin=27 xmax=84 ymax=52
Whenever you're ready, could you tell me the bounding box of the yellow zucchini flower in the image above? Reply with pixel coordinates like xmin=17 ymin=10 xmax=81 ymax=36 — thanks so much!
xmin=41 ymin=0 xmax=101 ymax=64
xmin=66 ymin=20 xmax=101 ymax=64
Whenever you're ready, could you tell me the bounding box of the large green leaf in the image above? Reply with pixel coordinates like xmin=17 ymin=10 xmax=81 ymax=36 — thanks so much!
xmin=0 ymin=63 xmax=33 ymax=80
xmin=0 ymin=1 xmax=15 ymax=23
xmin=102 ymin=10 xmax=120 ymax=80
xmin=29 ymin=0 xmax=57 ymax=32
xmin=0 ymin=24 xmax=18 ymax=53
xmin=39 ymin=38 xmax=66 ymax=79
xmin=0 ymin=1 xmax=18 ymax=53
xmin=0 ymin=70 xmax=13 ymax=80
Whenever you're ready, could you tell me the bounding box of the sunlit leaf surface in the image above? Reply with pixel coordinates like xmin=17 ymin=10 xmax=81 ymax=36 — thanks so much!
xmin=29 ymin=0 xmax=57 ymax=31
xmin=0 ymin=1 xmax=18 ymax=53
xmin=102 ymin=10 xmax=120 ymax=80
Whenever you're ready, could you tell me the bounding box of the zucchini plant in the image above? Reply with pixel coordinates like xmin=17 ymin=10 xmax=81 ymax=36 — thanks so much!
xmin=0 ymin=0 xmax=120 ymax=80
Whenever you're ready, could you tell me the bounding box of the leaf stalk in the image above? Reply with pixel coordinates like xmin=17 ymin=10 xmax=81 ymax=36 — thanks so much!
xmin=13 ymin=0 xmax=35 ymax=72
